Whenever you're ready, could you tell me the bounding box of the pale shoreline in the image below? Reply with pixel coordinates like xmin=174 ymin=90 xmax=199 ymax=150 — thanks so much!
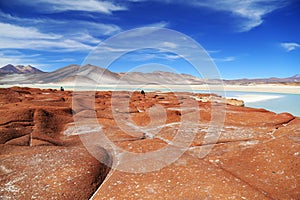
xmin=226 ymin=94 xmax=284 ymax=103
xmin=0 ymin=83 xmax=299 ymax=94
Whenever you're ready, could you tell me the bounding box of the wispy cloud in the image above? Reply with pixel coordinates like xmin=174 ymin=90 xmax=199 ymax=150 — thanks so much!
xmin=162 ymin=42 xmax=177 ymax=49
xmin=15 ymin=0 xmax=127 ymax=14
xmin=143 ymin=21 xmax=169 ymax=28
xmin=281 ymin=42 xmax=300 ymax=52
xmin=113 ymin=22 xmax=168 ymax=40
xmin=0 ymin=22 xmax=95 ymax=51
xmin=0 ymin=11 xmax=122 ymax=37
xmin=0 ymin=11 xmax=124 ymax=51
xmin=0 ymin=50 xmax=43 ymax=68
xmin=207 ymin=50 xmax=221 ymax=54
xmin=0 ymin=22 xmax=60 ymax=40
xmin=213 ymin=56 xmax=236 ymax=62
xmin=0 ymin=49 xmax=81 ymax=70
xmin=164 ymin=54 xmax=182 ymax=60
xmin=132 ymin=0 xmax=288 ymax=32
xmin=51 ymin=58 xmax=77 ymax=63
xmin=189 ymin=0 xmax=288 ymax=31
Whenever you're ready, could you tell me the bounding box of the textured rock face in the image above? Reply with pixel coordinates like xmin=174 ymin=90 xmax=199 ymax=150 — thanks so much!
xmin=0 ymin=87 xmax=111 ymax=199
xmin=0 ymin=145 xmax=110 ymax=199
xmin=90 ymin=92 xmax=299 ymax=200
xmin=0 ymin=87 xmax=299 ymax=199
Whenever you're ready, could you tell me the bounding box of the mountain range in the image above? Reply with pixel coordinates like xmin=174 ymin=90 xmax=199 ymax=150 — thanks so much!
xmin=0 ymin=64 xmax=43 ymax=74
xmin=0 ymin=64 xmax=299 ymax=85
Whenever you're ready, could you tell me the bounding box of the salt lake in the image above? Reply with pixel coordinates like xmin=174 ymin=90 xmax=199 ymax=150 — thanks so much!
xmin=223 ymin=91 xmax=300 ymax=117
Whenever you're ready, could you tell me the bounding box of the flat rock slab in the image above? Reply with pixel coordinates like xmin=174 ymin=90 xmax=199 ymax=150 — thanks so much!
xmin=0 ymin=145 xmax=111 ymax=200
xmin=92 ymin=152 xmax=269 ymax=200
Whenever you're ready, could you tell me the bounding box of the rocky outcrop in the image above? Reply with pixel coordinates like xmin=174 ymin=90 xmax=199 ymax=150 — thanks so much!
xmin=192 ymin=93 xmax=245 ymax=106
xmin=0 ymin=87 xmax=111 ymax=199
xmin=0 ymin=87 xmax=299 ymax=199
xmin=225 ymin=98 xmax=244 ymax=106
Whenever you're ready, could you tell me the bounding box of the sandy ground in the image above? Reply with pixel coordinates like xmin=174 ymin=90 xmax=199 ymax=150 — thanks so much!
xmin=0 ymin=83 xmax=299 ymax=94
xmin=225 ymin=94 xmax=283 ymax=103
xmin=219 ymin=84 xmax=300 ymax=94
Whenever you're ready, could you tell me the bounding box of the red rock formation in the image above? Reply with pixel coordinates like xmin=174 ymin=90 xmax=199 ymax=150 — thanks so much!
xmin=0 ymin=87 xmax=111 ymax=199
xmin=0 ymin=87 xmax=299 ymax=199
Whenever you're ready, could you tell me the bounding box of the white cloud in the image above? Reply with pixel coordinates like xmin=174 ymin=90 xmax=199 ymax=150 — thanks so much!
xmin=0 ymin=18 xmax=123 ymax=51
xmin=0 ymin=38 xmax=92 ymax=51
xmin=101 ymin=46 xmax=131 ymax=52
xmin=207 ymin=50 xmax=221 ymax=54
xmin=118 ymin=51 xmax=181 ymax=62
xmin=52 ymin=58 xmax=77 ymax=63
xmin=27 ymin=39 xmax=94 ymax=51
xmin=0 ymin=2 xmax=126 ymax=69
xmin=0 ymin=50 xmax=79 ymax=70
xmin=114 ymin=23 xmax=167 ymax=40
xmin=162 ymin=42 xmax=177 ymax=49
xmin=213 ymin=56 xmax=236 ymax=62
xmin=135 ymin=0 xmax=287 ymax=32
xmin=85 ymin=22 xmax=121 ymax=36
xmin=190 ymin=0 xmax=287 ymax=31
xmin=143 ymin=21 xmax=169 ymax=28
xmin=17 ymin=0 xmax=127 ymax=14
xmin=67 ymin=33 xmax=101 ymax=44
xmin=0 ymin=50 xmax=43 ymax=68
xmin=0 ymin=22 xmax=60 ymax=40
xmin=0 ymin=22 xmax=94 ymax=51
xmin=0 ymin=12 xmax=123 ymax=51
xmin=165 ymin=54 xmax=181 ymax=60
xmin=0 ymin=12 xmax=122 ymax=37
xmin=281 ymin=42 xmax=300 ymax=52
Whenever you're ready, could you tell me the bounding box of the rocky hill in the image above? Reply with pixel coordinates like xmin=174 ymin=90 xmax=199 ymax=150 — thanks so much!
xmin=0 ymin=64 xmax=204 ymax=85
xmin=0 ymin=64 xmax=44 ymax=74
xmin=119 ymin=71 xmax=205 ymax=85
xmin=0 ymin=64 xmax=299 ymax=85
xmin=224 ymin=74 xmax=300 ymax=84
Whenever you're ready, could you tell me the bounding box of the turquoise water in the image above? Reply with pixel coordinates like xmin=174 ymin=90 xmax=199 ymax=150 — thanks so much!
xmin=222 ymin=91 xmax=300 ymax=117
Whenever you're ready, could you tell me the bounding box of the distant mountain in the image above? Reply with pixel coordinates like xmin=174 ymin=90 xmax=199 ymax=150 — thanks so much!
xmin=0 ymin=64 xmax=123 ymax=85
xmin=224 ymin=74 xmax=300 ymax=84
xmin=34 ymin=64 xmax=204 ymax=85
xmin=290 ymin=74 xmax=300 ymax=79
xmin=34 ymin=64 xmax=121 ymax=84
xmin=119 ymin=71 xmax=205 ymax=85
xmin=0 ymin=64 xmax=205 ymax=85
xmin=0 ymin=64 xmax=299 ymax=85
xmin=0 ymin=64 xmax=44 ymax=74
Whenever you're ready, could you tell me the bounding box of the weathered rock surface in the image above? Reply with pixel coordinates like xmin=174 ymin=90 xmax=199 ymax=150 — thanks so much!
xmin=0 ymin=87 xmax=299 ymax=199
xmin=0 ymin=87 xmax=111 ymax=199
xmin=0 ymin=145 xmax=110 ymax=200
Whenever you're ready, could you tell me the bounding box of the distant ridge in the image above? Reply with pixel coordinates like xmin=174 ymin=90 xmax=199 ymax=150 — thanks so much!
xmin=0 ymin=64 xmax=205 ymax=85
xmin=0 ymin=64 xmax=44 ymax=74
xmin=0 ymin=64 xmax=299 ymax=85
xmin=224 ymin=74 xmax=300 ymax=85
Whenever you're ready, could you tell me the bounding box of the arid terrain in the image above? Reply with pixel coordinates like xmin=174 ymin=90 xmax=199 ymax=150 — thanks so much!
xmin=0 ymin=87 xmax=299 ymax=199
xmin=0 ymin=64 xmax=300 ymax=87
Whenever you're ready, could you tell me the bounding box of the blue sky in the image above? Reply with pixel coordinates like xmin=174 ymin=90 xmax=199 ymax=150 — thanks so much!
xmin=0 ymin=0 xmax=299 ymax=79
